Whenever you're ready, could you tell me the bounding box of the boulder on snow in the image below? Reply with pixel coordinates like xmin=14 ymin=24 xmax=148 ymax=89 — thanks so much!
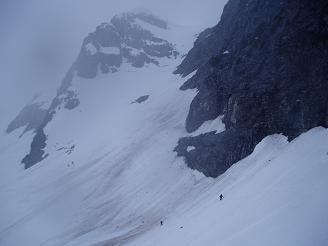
xmin=131 ymin=95 xmax=150 ymax=104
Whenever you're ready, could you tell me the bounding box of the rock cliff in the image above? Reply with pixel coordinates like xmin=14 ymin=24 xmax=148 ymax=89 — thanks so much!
xmin=175 ymin=0 xmax=328 ymax=177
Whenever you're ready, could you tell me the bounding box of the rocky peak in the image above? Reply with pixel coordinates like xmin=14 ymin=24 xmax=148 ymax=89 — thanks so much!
xmin=7 ymin=11 xmax=178 ymax=169
xmin=75 ymin=11 xmax=177 ymax=78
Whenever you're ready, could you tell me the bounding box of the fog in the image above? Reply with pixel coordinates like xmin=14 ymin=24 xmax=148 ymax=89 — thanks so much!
xmin=0 ymin=0 xmax=227 ymax=130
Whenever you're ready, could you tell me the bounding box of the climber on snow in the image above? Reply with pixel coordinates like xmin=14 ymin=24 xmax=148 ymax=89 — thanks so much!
xmin=219 ymin=194 xmax=224 ymax=200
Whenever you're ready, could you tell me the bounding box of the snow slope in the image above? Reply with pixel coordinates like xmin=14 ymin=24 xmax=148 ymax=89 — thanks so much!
xmin=1 ymin=9 xmax=328 ymax=246
xmin=130 ymin=127 xmax=328 ymax=246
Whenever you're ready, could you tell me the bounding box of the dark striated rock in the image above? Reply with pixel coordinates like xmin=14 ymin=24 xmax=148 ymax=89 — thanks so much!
xmin=175 ymin=0 xmax=328 ymax=177
xmin=185 ymin=74 xmax=224 ymax=132
xmin=175 ymin=129 xmax=257 ymax=177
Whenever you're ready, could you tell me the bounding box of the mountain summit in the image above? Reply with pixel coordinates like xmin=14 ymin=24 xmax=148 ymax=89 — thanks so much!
xmin=7 ymin=11 xmax=178 ymax=169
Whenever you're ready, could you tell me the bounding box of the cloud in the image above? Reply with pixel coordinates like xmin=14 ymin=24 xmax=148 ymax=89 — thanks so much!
xmin=0 ymin=0 xmax=227 ymax=130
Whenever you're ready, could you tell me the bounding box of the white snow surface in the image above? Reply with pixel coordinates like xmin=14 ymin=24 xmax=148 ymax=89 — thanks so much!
xmin=100 ymin=46 xmax=120 ymax=55
xmin=1 ymin=11 xmax=328 ymax=246
xmin=189 ymin=115 xmax=225 ymax=136
xmin=186 ymin=146 xmax=196 ymax=152
xmin=128 ymin=46 xmax=143 ymax=57
xmin=129 ymin=127 xmax=328 ymax=246
xmin=85 ymin=44 xmax=120 ymax=56
xmin=86 ymin=43 xmax=98 ymax=56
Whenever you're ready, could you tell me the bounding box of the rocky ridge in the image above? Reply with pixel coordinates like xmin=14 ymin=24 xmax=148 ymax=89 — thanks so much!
xmin=175 ymin=0 xmax=328 ymax=177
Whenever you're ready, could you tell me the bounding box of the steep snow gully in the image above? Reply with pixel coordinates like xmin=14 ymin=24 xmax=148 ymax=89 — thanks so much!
xmin=1 ymin=4 xmax=328 ymax=246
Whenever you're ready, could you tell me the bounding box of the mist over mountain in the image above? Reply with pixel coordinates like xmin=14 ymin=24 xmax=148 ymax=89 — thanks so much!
xmin=0 ymin=1 xmax=327 ymax=246
xmin=0 ymin=0 xmax=225 ymax=131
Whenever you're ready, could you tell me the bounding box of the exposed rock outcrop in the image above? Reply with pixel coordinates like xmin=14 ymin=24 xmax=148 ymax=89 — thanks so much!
xmin=75 ymin=12 xmax=177 ymax=78
xmin=131 ymin=95 xmax=150 ymax=104
xmin=175 ymin=0 xmax=328 ymax=177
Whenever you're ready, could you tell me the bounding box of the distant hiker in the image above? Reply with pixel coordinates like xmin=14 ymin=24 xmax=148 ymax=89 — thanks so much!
xmin=160 ymin=220 xmax=163 ymax=226
xmin=219 ymin=194 xmax=224 ymax=201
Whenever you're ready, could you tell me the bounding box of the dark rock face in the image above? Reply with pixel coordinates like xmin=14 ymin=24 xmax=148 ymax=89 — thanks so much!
xmin=175 ymin=129 xmax=257 ymax=177
xmin=175 ymin=0 xmax=328 ymax=177
xmin=75 ymin=12 xmax=177 ymax=78
xmin=9 ymin=12 xmax=177 ymax=169
xmin=22 ymin=129 xmax=48 ymax=169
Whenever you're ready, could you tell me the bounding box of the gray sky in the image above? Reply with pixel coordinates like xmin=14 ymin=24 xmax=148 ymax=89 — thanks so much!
xmin=0 ymin=0 xmax=227 ymax=130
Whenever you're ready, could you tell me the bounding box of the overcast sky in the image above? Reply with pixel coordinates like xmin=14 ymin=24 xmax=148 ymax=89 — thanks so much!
xmin=0 ymin=0 xmax=227 ymax=130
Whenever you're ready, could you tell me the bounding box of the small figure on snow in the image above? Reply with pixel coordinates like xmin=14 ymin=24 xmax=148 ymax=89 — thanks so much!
xmin=219 ymin=194 xmax=224 ymax=201
xmin=160 ymin=220 xmax=163 ymax=226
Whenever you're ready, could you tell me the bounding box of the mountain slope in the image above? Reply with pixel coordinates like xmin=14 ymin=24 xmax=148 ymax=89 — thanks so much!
xmin=0 ymin=11 xmax=200 ymax=245
xmin=130 ymin=128 xmax=328 ymax=246
xmin=10 ymin=12 xmax=179 ymax=169
xmin=0 ymin=4 xmax=328 ymax=246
